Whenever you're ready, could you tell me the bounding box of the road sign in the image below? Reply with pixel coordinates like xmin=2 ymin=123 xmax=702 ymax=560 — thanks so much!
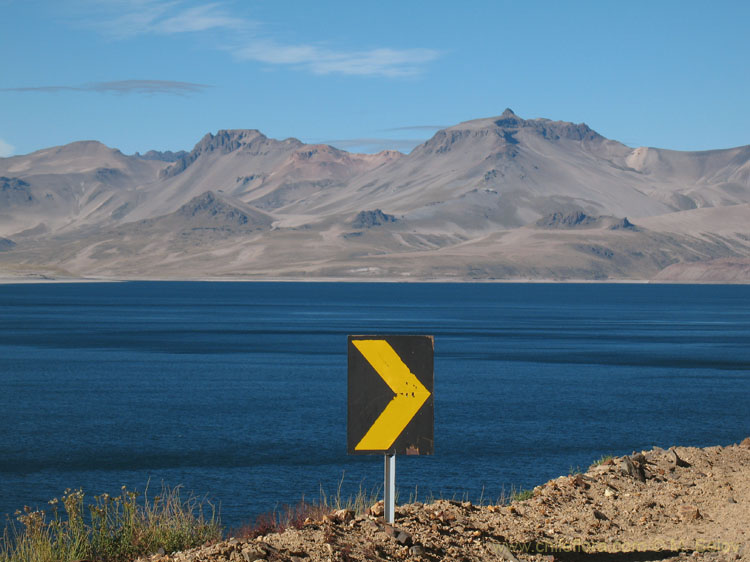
xmin=348 ymin=335 xmax=434 ymax=455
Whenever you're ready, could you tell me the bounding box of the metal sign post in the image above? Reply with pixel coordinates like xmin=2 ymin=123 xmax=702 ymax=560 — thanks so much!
xmin=384 ymin=453 xmax=395 ymax=524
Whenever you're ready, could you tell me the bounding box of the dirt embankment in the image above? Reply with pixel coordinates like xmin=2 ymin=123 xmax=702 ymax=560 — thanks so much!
xmin=139 ymin=439 xmax=750 ymax=562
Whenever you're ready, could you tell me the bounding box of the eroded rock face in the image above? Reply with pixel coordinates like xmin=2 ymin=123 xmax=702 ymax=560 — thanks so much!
xmin=535 ymin=212 xmax=640 ymax=232
xmin=609 ymin=217 xmax=638 ymax=231
xmin=175 ymin=191 xmax=272 ymax=229
xmin=351 ymin=209 xmax=398 ymax=229
xmin=137 ymin=441 xmax=750 ymax=562
xmin=0 ymin=177 xmax=34 ymax=205
xmin=536 ymin=211 xmax=599 ymax=229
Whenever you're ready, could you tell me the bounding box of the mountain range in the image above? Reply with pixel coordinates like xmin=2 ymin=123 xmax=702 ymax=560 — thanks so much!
xmin=1 ymin=109 xmax=749 ymax=282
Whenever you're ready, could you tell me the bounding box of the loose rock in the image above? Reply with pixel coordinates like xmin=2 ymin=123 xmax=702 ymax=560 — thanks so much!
xmin=395 ymin=530 xmax=412 ymax=545
xmin=620 ymin=455 xmax=646 ymax=482
xmin=368 ymin=501 xmax=384 ymax=517
xmin=679 ymin=504 xmax=702 ymax=521
xmin=669 ymin=447 xmax=691 ymax=467
xmin=592 ymin=509 xmax=609 ymax=521
xmin=409 ymin=544 xmax=424 ymax=556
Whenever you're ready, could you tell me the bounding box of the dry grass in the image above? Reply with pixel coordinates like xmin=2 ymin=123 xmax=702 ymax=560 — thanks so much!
xmin=230 ymin=477 xmax=383 ymax=540
xmin=229 ymin=476 xmax=541 ymax=541
xmin=1 ymin=473 xmax=550 ymax=561
xmin=0 ymin=483 xmax=221 ymax=562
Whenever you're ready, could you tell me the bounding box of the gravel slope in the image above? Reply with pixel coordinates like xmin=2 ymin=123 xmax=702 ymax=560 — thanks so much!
xmin=139 ymin=439 xmax=750 ymax=562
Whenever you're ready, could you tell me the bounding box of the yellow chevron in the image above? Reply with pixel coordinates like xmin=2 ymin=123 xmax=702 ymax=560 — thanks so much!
xmin=352 ymin=339 xmax=430 ymax=451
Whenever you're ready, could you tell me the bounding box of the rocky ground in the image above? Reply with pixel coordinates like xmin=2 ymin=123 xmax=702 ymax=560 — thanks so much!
xmin=137 ymin=439 xmax=750 ymax=562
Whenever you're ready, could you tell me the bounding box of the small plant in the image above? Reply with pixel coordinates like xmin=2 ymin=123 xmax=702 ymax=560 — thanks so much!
xmin=317 ymin=474 xmax=382 ymax=516
xmin=509 ymin=488 xmax=534 ymax=502
xmin=591 ymin=454 xmax=614 ymax=467
xmin=230 ymin=500 xmax=329 ymax=540
xmin=0 ymin=483 xmax=221 ymax=562
xmin=568 ymin=465 xmax=583 ymax=476
xmin=231 ymin=475 xmax=382 ymax=540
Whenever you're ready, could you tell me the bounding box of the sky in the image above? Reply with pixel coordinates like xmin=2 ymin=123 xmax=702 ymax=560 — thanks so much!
xmin=1 ymin=0 xmax=749 ymax=158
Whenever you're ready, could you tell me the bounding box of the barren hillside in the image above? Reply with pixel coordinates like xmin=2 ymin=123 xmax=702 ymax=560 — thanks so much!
xmin=136 ymin=439 xmax=750 ymax=561
xmin=1 ymin=110 xmax=749 ymax=282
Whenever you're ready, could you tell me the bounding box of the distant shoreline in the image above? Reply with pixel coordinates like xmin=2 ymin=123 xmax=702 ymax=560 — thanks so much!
xmin=2 ymin=275 xmax=747 ymax=285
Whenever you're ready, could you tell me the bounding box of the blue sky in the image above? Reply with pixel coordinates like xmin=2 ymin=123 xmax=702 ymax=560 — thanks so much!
xmin=1 ymin=0 xmax=748 ymax=157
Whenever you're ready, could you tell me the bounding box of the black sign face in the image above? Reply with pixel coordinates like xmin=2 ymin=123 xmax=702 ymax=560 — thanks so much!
xmin=347 ymin=335 xmax=434 ymax=455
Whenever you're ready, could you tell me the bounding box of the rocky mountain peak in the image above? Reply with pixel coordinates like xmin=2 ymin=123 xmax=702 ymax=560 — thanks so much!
xmin=494 ymin=108 xmax=522 ymax=128
xmin=196 ymin=129 xmax=268 ymax=154
xmin=161 ymin=129 xmax=282 ymax=179
xmin=491 ymin=110 xmax=600 ymax=142
xmin=416 ymin=109 xmax=603 ymax=157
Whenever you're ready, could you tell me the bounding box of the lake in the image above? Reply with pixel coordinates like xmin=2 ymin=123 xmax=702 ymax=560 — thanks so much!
xmin=1 ymin=282 xmax=748 ymax=529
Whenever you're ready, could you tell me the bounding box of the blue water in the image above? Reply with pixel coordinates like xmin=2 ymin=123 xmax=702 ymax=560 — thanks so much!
xmin=1 ymin=282 xmax=749 ymax=529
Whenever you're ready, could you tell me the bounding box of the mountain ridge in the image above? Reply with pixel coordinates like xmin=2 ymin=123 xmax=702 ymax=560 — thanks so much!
xmin=1 ymin=110 xmax=749 ymax=282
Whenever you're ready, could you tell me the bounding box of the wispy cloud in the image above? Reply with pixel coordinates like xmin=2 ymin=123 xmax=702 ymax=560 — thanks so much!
xmin=322 ymin=137 xmax=426 ymax=153
xmin=1 ymin=80 xmax=210 ymax=95
xmin=158 ymin=3 xmax=243 ymax=33
xmin=76 ymin=0 xmax=440 ymax=78
xmin=384 ymin=124 xmax=448 ymax=132
xmin=0 ymin=138 xmax=14 ymax=157
xmin=81 ymin=0 xmax=246 ymax=38
xmin=235 ymin=42 xmax=440 ymax=78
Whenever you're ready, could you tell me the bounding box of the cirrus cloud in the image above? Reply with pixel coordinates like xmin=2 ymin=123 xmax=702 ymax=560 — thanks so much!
xmin=80 ymin=0 xmax=247 ymax=38
xmin=1 ymin=79 xmax=211 ymax=95
xmin=321 ymin=137 xmax=426 ymax=154
xmin=235 ymin=41 xmax=440 ymax=78
xmin=384 ymin=124 xmax=448 ymax=132
xmin=75 ymin=0 xmax=441 ymax=78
